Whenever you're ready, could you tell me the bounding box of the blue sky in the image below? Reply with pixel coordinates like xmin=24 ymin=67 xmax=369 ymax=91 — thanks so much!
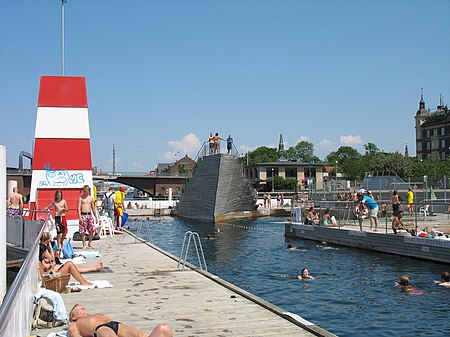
xmin=1 ymin=0 xmax=449 ymax=172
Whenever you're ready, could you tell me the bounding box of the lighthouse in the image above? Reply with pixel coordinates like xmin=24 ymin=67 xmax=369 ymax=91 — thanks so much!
xmin=29 ymin=76 xmax=94 ymax=236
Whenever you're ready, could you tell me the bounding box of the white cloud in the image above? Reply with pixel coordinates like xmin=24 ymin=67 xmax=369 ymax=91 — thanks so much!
xmin=340 ymin=135 xmax=363 ymax=145
xmin=131 ymin=161 xmax=144 ymax=170
xmin=296 ymin=136 xmax=309 ymax=143
xmin=162 ymin=133 xmax=202 ymax=161
xmin=238 ymin=144 xmax=256 ymax=153
xmin=318 ymin=139 xmax=333 ymax=149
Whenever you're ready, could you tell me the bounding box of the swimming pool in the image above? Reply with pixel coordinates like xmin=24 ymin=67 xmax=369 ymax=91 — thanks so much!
xmin=129 ymin=216 xmax=450 ymax=336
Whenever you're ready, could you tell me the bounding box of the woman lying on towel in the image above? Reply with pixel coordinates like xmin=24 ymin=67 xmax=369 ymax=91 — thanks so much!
xmin=39 ymin=232 xmax=103 ymax=286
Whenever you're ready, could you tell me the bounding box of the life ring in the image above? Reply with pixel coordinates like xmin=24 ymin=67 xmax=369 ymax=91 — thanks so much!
xmin=355 ymin=205 xmax=369 ymax=219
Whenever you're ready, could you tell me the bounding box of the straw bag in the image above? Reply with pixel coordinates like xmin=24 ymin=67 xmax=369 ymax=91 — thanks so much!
xmin=42 ymin=272 xmax=70 ymax=293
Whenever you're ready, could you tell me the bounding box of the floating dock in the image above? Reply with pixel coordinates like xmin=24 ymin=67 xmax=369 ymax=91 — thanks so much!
xmin=286 ymin=216 xmax=450 ymax=264
xmin=33 ymin=232 xmax=335 ymax=337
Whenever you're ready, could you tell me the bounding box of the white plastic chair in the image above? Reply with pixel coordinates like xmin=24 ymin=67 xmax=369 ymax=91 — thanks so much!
xmin=98 ymin=216 xmax=114 ymax=237
xmin=419 ymin=205 xmax=430 ymax=218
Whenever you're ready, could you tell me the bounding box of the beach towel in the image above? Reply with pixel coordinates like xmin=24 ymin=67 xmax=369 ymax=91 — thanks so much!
xmin=67 ymin=280 xmax=113 ymax=290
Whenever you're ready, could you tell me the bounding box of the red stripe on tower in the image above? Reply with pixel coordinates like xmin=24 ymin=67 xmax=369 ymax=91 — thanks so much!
xmin=38 ymin=76 xmax=88 ymax=107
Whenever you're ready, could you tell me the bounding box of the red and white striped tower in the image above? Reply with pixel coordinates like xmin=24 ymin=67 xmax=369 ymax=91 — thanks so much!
xmin=29 ymin=76 xmax=94 ymax=232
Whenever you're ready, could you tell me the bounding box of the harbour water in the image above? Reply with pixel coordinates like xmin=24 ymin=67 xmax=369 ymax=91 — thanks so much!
xmin=129 ymin=216 xmax=450 ymax=337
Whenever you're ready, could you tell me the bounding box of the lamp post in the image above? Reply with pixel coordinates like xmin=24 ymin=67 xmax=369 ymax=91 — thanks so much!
xmin=334 ymin=161 xmax=338 ymax=197
xmin=271 ymin=168 xmax=275 ymax=193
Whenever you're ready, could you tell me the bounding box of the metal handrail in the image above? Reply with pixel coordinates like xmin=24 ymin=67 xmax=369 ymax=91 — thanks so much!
xmin=177 ymin=231 xmax=207 ymax=271
xmin=135 ymin=218 xmax=152 ymax=243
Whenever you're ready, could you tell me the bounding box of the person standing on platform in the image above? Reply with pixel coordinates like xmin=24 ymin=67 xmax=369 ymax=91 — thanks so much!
xmin=7 ymin=187 xmax=23 ymax=217
xmin=226 ymin=134 xmax=234 ymax=154
xmin=208 ymin=132 xmax=215 ymax=155
xmin=43 ymin=190 xmax=69 ymax=252
xmin=357 ymin=192 xmax=379 ymax=231
xmin=391 ymin=190 xmax=401 ymax=216
xmin=213 ymin=133 xmax=224 ymax=154
xmin=406 ymin=187 xmax=414 ymax=217
xmin=78 ymin=185 xmax=98 ymax=249
xmin=114 ymin=187 xmax=126 ymax=229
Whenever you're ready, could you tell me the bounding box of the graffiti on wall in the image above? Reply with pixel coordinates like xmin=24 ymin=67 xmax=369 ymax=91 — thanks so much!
xmin=37 ymin=164 xmax=86 ymax=188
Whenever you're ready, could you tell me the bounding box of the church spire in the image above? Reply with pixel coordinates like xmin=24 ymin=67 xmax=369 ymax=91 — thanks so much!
xmin=419 ymin=88 xmax=425 ymax=109
xmin=278 ymin=132 xmax=285 ymax=152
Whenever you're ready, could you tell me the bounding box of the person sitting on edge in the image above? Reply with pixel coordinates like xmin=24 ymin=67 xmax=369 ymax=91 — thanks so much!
xmin=68 ymin=304 xmax=173 ymax=337
xmin=306 ymin=207 xmax=319 ymax=225
xmin=392 ymin=211 xmax=407 ymax=234
xmin=438 ymin=272 xmax=450 ymax=287
xmin=298 ymin=268 xmax=315 ymax=280
xmin=320 ymin=208 xmax=331 ymax=227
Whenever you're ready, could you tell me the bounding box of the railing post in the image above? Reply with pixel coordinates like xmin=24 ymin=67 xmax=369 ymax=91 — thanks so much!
xmin=0 ymin=145 xmax=6 ymax=304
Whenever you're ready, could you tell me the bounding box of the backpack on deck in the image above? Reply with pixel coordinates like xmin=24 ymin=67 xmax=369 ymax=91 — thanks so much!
xmin=61 ymin=240 xmax=75 ymax=259
xmin=104 ymin=192 xmax=114 ymax=209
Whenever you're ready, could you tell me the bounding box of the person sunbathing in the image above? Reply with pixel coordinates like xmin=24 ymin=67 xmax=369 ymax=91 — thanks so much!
xmin=40 ymin=233 xmax=102 ymax=286
xmin=68 ymin=304 xmax=173 ymax=337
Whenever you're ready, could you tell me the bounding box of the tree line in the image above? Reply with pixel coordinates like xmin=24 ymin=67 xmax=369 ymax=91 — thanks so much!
xmin=242 ymin=140 xmax=450 ymax=181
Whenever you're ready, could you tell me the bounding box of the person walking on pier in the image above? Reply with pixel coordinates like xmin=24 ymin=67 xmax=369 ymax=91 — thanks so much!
xmin=357 ymin=192 xmax=379 ymax=231
xmin=68 ymin=304 xmax=173 ymax=337
xmin=7 ymin=187 xmax=23 ymax=217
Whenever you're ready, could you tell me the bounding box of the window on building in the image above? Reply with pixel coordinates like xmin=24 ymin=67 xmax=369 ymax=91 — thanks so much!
xmin=431 ymin=138 xmax=439 ymax=150
xmin=442 ymin=152 xmax=446 ymax=159
xmin=266 ymin=168 xmax=279 ymax=177
xmin=442 ymin=140 xmax=446 ymax=148
xmin=441 ymin=127 xmax=445 ymax=136
xmin=426 ymin=130 xmax=430 ymax=138
xmin=285 ymin=168 xmax=297 ymax=179
xmin=433 ymin=128 xmax=438 ymax=136
xmin=417 ymin=142 xmax=422 ymax=151
xmin=426 ymin=142 xmax=430 ymax=150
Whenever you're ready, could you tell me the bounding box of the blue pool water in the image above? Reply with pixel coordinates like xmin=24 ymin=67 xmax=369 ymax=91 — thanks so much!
xmin=129 ymin=216 xmax=450 ymax=337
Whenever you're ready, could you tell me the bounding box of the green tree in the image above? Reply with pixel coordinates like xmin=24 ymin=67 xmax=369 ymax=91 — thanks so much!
xmin=326 ymin=146 xmax=362 ymax=180
xmin=285 ymin=140 xmax=321 ymax=163
xmin=364 ymin=142 xmax=380 ymax=155
xmin=244 ymin=146 xmax=278 ymax=165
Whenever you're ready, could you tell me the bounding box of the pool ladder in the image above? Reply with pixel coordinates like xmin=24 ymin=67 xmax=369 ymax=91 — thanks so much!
xmin=134 ymin=218 xmax=153 ymax=243
xmin=177 ymin=231 xmax=207 ymax=272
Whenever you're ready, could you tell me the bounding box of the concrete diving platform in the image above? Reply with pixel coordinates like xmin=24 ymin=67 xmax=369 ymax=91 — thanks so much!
xmin=33 ymin=232 xmax=335 ymax=337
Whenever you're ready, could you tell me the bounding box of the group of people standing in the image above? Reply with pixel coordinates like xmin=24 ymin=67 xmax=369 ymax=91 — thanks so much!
xmin=208 ymin=133 xmax=234 ymax=155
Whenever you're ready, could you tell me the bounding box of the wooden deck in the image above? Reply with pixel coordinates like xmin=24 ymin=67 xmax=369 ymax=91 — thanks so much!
xmin=32 ymin=232 xmax=334 ymax=337
xmin=286 ymin=214 xmax=450 ymax=264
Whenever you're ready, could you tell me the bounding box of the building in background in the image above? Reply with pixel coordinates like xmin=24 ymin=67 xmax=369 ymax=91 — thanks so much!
xmin=415 ymin=94 xmax=449 ymax=160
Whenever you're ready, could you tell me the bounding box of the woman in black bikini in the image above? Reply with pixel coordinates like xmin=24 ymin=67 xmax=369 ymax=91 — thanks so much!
xmin=68 ymin=304 xmax=173 ymax=337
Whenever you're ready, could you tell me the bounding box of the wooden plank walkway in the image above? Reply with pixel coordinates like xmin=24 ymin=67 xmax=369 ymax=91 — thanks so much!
xmin=32 ymin=232 xmax=334 ymax=337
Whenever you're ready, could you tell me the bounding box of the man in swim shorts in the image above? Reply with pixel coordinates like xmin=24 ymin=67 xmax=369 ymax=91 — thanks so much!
xmin=68 ymin=304 xmax=173 ymax=337
xmin=7 ymin=187 xmax=23 ymax=217
xmin=78 ymin=185 xmax=98 ymax=250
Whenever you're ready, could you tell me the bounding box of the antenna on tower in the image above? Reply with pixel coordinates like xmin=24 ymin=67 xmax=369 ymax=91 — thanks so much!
xmin=113 ymin=143 xmax=116 ymax=175
xmin=420 ymin=87 xmax=423 ymax=100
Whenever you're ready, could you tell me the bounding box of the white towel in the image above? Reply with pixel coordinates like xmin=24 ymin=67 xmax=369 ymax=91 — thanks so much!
xmin=68 ymin=280 xmax=113 ymax=290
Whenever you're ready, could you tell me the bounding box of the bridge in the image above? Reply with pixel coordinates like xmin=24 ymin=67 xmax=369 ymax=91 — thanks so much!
xmin=6 ymin=170 xmax=189 ymax=200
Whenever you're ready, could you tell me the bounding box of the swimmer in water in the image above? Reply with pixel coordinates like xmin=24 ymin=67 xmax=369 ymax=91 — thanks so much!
xmin=438 ymin=272 xmax=450 ymax=287
xmin=396 ymin=275 xmax=422 ymax=293
xmin=298 ymin=268 xmax=315 ymax=280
